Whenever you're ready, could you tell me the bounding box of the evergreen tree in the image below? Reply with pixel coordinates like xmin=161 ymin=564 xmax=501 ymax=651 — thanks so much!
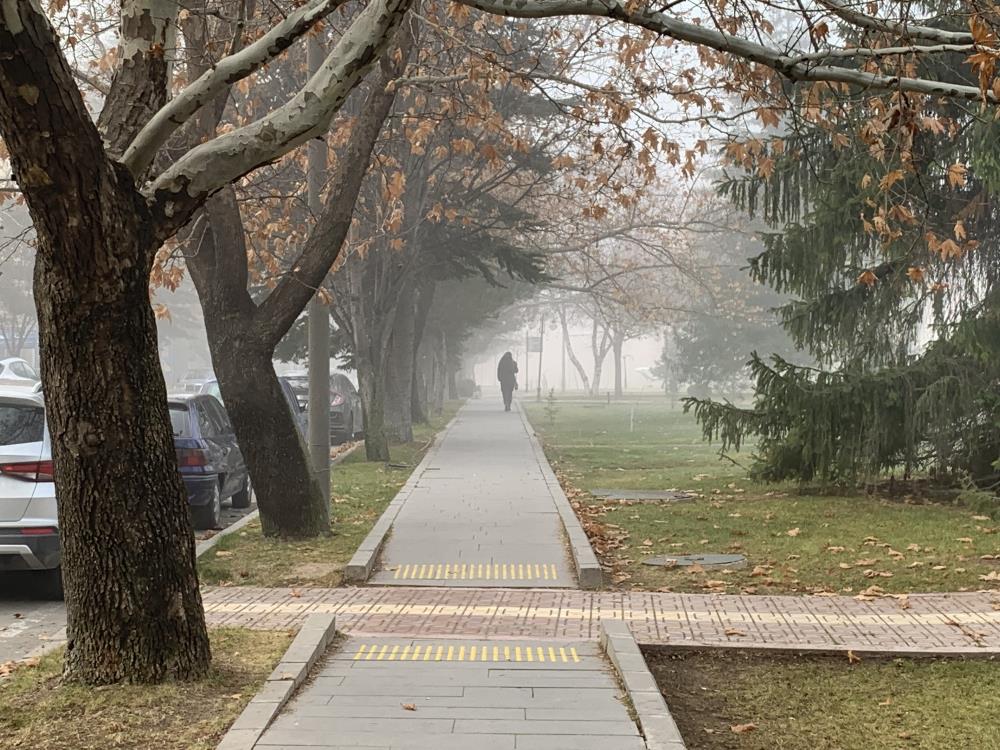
xmin=687 ymin=63 xmax=1000 ymax=486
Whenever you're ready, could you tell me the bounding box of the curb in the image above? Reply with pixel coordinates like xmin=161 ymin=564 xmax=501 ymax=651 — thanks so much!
xmin=216 ymin=613 xmax=337 ymax=750
xmin=518 ymin=404 xmax=603 ymax=589
xmin=343 ymin=413 xmax=462 ymax=582
xmin=600 ymin=619 xmax=686 ymax=750
xmin=197 ymin=442 xmax=361 ymax=558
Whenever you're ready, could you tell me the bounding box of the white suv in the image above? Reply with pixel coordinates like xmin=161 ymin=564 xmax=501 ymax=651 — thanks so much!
xmin=0 ymin=357 xmax=40 ymax=389
xmin=0 ymin=388 xmax=61 ymax=597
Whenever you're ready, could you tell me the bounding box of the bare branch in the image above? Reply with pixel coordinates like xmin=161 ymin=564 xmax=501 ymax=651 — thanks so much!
xmin=123 ymin=0 xmax=351 ymax=176
xmin=815 ymin=0 xmax=974 ymax=45
xmin=147 ymin=0 xmax=413 ymax=205
xmin=455 ymin=0 xmax=994 ymax=103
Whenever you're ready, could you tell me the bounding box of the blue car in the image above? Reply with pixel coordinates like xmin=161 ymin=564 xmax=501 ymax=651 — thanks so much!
xmin=168 ymin=394 xmax=251 ymax=530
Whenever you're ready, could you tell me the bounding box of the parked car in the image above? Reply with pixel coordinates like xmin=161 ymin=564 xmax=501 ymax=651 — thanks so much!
xmin=0 ymin=388 xmax=61 ymax=597
xmin=197 ymin=377 xmax=307 ymax=436
xmin=177 ymin=368 xmax=214 ymax=394
xmin=0 ymin=357 xmax=40 ymax=389
xmin=283 ymin=372 xmax=363 ymax=444
xmin=168 ymin=393 xmax=251 ymax=530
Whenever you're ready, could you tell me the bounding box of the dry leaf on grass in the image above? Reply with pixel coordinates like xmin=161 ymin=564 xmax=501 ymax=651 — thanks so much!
xmin=731 ymin=723 xmax=757 ymax=734
xmin=847 ymin=650 xmax=862 ymax=664
xmin=786 ymin=528 xmax=800 ymax=537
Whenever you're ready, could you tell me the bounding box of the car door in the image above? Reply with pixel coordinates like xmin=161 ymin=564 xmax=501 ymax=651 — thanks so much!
xmin=192 ymin=400 xmax=227 ymax=491
xmin=203 ymin=397 xmax=247 ymax=496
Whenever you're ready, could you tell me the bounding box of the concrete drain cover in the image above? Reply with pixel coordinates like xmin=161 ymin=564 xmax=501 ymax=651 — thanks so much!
xmin=590 ymin=489 xmax=696 ymax=503
xmin=642 ymin=553 xmax=747 ymax=569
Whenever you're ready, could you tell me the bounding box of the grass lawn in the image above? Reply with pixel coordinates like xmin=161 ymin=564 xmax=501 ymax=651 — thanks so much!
xmin=645 ymin=649 xmax=1000 ymax=750
xmin=0 ymin=629 xmax=291 ymax=750
xmin=523 ymin=399 xmax=1000 ymax=594
xmin=199 ymin=402 xmax=462 ymax=588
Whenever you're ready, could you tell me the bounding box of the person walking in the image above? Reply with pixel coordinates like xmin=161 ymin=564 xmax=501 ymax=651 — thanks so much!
xmin=497 ymin=352 xmax=518 ymax=411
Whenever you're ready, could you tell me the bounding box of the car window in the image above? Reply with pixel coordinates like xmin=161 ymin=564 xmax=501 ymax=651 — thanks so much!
xmin=11 ymin=361 xmax=37 ymax=379
xmin=203 ymin=398 xmax=232 ymax=434
xmin=194 ymin=402 xmax=218 ymax=437
xmin=168 ymin=405 xmax=191 ymax=437
xmin=0 ymin=403 xmax=44 ymax=446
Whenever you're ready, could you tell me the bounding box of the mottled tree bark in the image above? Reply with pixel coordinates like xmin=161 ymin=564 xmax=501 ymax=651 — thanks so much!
xmin=0 ymin=2 xmax=209 ymax=683
xmin=186 ymin=190 xmax=328 ymax=537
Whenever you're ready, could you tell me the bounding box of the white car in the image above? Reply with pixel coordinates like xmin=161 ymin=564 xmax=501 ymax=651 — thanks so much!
xmin=0 ymin=357 xmax=40 ymax=389
xmin=0 ymin=388 xmax=61 ymax=597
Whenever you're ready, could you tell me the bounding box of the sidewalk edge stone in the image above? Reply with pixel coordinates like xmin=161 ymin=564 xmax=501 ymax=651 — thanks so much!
xmin=600 ymin=619 xmax=687 ymax=750
xmin=343 ymin=410 xmax=463 ymax=582
xmin=215 ymin=613 xmax=337 ymax=750
xmin=519 ymin=404 xmax=603 ymax=589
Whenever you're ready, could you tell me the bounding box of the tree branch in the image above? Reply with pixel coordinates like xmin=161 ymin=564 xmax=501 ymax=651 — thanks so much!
xmin=146 ymin=0 xmax=413 ymax=231
xmin=455 ymin=0 xmax=994 ymax=103
xmin=123 ymin=0 xmax=351 ymax=176
xmin=814 ymin=0 xmax=974 ymax=45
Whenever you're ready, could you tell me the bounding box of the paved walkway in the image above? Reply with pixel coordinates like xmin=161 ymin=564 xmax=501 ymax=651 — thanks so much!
xmin=370 ymin=400 xmax=576 ymax=588
xmin=255 ymin=636 xmax=643 ymax=749
xmin=206 ymin=586 xmax=1000 ymax=654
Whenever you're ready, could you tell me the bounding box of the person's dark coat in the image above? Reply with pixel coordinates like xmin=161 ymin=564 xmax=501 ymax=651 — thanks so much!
xmin=497 ymin=354 xmax=518 ymax=389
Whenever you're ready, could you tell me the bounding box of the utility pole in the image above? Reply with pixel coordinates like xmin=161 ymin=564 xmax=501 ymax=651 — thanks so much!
xmin=524 ymin=329 xmax=530 ymax=391
xmin=536 ymin=318 xmax=544 ymax=401
xmin=306 ymin=34 xmax=331 ymax=521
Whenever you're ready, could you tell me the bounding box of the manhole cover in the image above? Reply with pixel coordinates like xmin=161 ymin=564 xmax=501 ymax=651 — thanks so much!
xmin=642 ymin=553 xmax=747 ymax=569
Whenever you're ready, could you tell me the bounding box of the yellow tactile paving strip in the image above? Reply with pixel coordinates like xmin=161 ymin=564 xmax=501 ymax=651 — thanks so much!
xmin=390 ymin=563 xmax=561 ymax=581
xmin=352 ymin=642 xmax=581 ymax=663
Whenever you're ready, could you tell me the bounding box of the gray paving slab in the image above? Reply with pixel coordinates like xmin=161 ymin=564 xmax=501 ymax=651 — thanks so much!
xmin=253 ymin=636 xmax=643 ymax=750
xmin=370 ymin=400 xmax=577 ymax=588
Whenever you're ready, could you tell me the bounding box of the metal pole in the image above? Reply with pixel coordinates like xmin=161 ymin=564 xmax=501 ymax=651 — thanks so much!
xmin=536 ymin=318 xmax=544 ymax=401
xmin=524 ymin=329 xmax=530 ymax=391
xmin=306 ymin=34 xmax=331 ymax=519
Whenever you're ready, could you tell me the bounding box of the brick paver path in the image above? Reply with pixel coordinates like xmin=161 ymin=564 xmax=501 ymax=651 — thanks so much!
xmin=255 ymin=636 xmax=644 ymax=750
xmin=206 ymin=586 xmax=1000 ymax=655
xmin=369 ymin=400 xmax=576 ymax=588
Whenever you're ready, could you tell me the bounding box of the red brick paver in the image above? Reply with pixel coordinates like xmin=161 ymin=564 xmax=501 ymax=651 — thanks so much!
xmin=204 ymin=585 xmax=1000 ymax=655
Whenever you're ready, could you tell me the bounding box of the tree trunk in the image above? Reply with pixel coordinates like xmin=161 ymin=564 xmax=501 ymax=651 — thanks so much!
xmin=410 ymin=281 xmax=435 ymax=424
xmin=357 ymin=354 xmax=390 ymax=461
xmin=384 ymin=282 xmax=415 ymax=442
xmin=560 ymin=308 xmax=590 ymax=394
xmin=186 ymin=190 xmax=330 ymax=537
xmin=612 ymin=331 xmax=624 ymax=397
xmin=589 ymin=319 xmax=611 ymax=397
xmin=1 ymin=2 xmax=210 ymax=684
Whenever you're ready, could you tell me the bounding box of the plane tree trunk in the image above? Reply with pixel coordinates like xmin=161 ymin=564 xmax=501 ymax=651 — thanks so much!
xmin=0 ymin=4 xmax=210 ymax=683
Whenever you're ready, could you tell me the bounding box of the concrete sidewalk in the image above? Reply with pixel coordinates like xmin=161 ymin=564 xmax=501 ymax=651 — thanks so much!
xmin=369 ymin=400 xmax=578 ymax=588
xmin=253 ymin=636 xmax=644 ymax=750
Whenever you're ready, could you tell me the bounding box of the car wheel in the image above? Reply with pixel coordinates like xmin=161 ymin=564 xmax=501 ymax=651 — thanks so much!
xmin=231 ymin=476 xmax=252 ymax=509
xmin=192 ymin=481 xmax=223 ymax=530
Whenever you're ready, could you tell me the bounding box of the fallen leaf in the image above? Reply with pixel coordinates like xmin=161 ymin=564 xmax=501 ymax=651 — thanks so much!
xmin=786 ymin=528 xmax=801 ymax=537
xmin=879 ymin=697 xmax=893 ymax=706
xmin=847 ymin=650 xmax=862 ymax=664
xmin=731 ymin=723 xmax=757 ymax=734
xmin=725 ymin=628 xmax=747 ymax=637
xmin=402 ymin=703 xmax=417 ymax=711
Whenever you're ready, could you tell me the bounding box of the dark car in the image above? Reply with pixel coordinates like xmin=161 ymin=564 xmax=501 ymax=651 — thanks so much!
xmin=198 ymin=377 xmax=307 ymax=437
xmin=284 ymin=372 xmax=363 ymax=444
xmin=168 ymin=394 xmax=251 ymax=530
